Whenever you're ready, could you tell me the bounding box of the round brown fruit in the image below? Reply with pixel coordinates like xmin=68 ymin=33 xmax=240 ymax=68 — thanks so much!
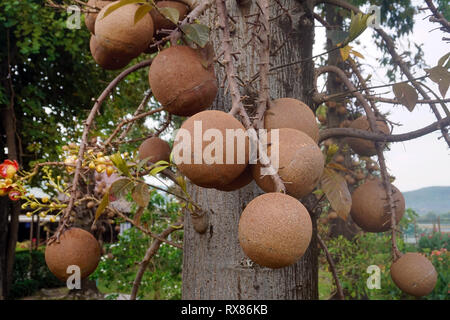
xmin=90 ymin=35 xmax=132 ymax=70
xmin=214 ymin=166 xmax=253 ymax=192
xmin=173 ymin=110 xmax=248 ymax=188
xmin=264 ymin=98 xmax=319 ymax=142
xmin=45 ymin=228 xmax=101 ymax=281
xmin=150 ymin=1 xmax=189 ymax=34
xmin=138 ymin=137 xmax=171 ymax=164
xmin=95 ymin=2 xmax=154 ymax=59
xmin=149 ymin=46 xmax=218 ymax=116
xmin=238 ymin=193 xmax=312 ymax=268
xmin=346 ymin=116 xmax=389 ymax=156
xmin=390 ymin=252 xmax=437 ymax=297
xmin=84 ymin=0 xmax=113 ymax=34
xmin=252 ymin=128 xmax=324 ymax=198
xmin=350 ymin=179 xmax=405 ymax=232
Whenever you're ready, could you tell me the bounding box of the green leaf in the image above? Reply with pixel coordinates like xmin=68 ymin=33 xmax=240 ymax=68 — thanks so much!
xmin=176 ymin=175 xmax=187 ymax=194
xmin=95 ymin=192 xmax=110 ymax=221
xmin=320 ymin=168 xmax=352 ymax=221
xmin=110 ymin=152 xmax=131 ymax=177
xmin=134 ymin=3 xmax=153 ymax=25
xmin=149 ymin=165 xmax=169 ymax=176
xmin=153 ymin=160 xmax=170 ymax=167
xmin=102 ymin=0 xmax=143 ymax=19
xmin=392 ymin=82 xmax=418 ymax=112
xmin=438 ymin=52 xmax=450 ymax=68
xmin=425 ymin=66 xmax=450 ymax=98
xmin=132 ymin=182 xmax=150 ymax=207
xmin=110 ymin=178 xmax=134 ymax=198
xmin=136 ymin=157 xmax=151 ymax=173
xmin=158 ymin=7 xmax=180 ymax=25
xmin=315 ymin=103 xmax=327 ymax=118
xmin=343 ymin=11 xmax=370 ymax=46
xmin=181 ymin=23 xmax=210 ymax=48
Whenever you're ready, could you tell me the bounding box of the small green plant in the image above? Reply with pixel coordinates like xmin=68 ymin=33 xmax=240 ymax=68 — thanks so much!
xmin=10 ymin=250 xmax=63 ymax=299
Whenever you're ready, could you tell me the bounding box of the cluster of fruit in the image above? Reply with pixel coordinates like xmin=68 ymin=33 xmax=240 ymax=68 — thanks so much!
xmin=86 ymin=0 xmax=189 ymax=70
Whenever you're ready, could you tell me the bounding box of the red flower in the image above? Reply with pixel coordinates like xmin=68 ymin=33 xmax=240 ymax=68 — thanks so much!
xmin=0 ymin=160 xmax=19 ymax=179
xmin=8 ymin=190 xmax=21 ymax=201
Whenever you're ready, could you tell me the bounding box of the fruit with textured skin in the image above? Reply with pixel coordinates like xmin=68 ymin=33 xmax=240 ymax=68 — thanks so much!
xmin=173 ymin=110 xmax=248 ymax=188
xmin=89 ymin=35 xmax=132 ymax=70
xmin=85 ymin=0 xmax=113 ymax=34
xmin=45 ymin=228 xmax=101 ymax=281
xmin=264 ymin=98 xmax=319 ymax=142
xmin=350 ymin=179 xmax=405 ymax=232
xmin=150 ymin=1 xmax=189 ymax=33
xmin=138 ymin=137 xmax=171 ymax=164
xmin=252 ymin=128 xmax=324 ymax=198
xmin=214 ymin=166 xmax=253 ymax=191
xmin=238 ymin=193 xmax=312 ymax=268
xmin=148 ymin=46 xmax=218 ymax=116
xmin=390 ymin=252 xmax=437 ymax=297
xmin=95 ymin=2 xmax=154 ymax=59
xmin=346 ymin=116 xmax=389 ymax=156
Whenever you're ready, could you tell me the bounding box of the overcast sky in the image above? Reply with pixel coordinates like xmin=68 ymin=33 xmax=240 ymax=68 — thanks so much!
xmin=314 ymin=2 xmax=450 ymax=193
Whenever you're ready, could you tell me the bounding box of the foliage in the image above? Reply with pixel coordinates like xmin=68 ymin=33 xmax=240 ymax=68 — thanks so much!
xmin=418 ymin=232 xmax=450 ymax=252
xmin=10 ymin=250 xmax=63 ymax=299
xmin=321 ymin=214 xmax=449 ymax=300
xmin=323 ymin=232 xmax=408 ymax=300
xmin=0 ymin=0 xmax=154 ymax=174
xmin=92 ymin=192 xmax=183 ymax=300
xmin=426 ymin=248 xmax=449 ymax=300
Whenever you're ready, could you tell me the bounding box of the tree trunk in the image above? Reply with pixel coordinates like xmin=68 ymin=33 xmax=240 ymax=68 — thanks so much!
xmin=1 ymin=64 xmax=21 ymax=298
xmin=0 ymin=196 xmax=7 ymax=300
xmin=182 ymin=0 xmax=318 ymax=299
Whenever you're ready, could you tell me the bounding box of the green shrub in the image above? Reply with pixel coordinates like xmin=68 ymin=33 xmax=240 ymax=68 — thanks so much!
xmin=10 ymin=250 xmax=63 ymax=299
xmin=418 ymin=232 xmax=449 ymax=252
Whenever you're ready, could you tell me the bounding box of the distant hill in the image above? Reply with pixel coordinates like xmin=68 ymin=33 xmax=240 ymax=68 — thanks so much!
xmin=403 ymin=186 xmax=450 ymax=215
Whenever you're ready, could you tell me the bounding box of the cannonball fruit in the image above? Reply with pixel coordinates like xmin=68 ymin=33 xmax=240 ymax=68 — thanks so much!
xmin=138 ymin=137 xmax=171 ymax=163
xmin=173 ymin=110 xmax=249 ymax=188
xmin=350 ymin=179 xmax=405 ymax=232
xmin=151 ymin=1 xmax=189 ymax=33
xmin=90 ymin=35 xmax=131 ymax=70
xmin=45 ymin=228 xmax=101 ymax=281
xmin=238 ymin=193 xmax=312 ymax=268
xmin=85 ymin=0 xmax=113 ymax=34
xmin=346 ymin=116 xmax=389 ymax=156
xmin=252 ymin=128 xmax=324 ymax=198
xmin=148 ymin=46 xmax=218 ymax=116
xmin=264 ymin=98 xmax=319 ymax=142
xmin=95 ymin=2 xmax=154 ymax=60
xmin=390 ymin=252 xmax=437 ymax=297
xmin=214 ymin=166 xmax=253 ymax=192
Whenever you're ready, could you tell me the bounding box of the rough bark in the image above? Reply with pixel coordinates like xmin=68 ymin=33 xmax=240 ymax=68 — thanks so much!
xmin=1 ymin=74 xmax=21 ymax=299
xmin=182 ymin=0 xmax=318 ymax=300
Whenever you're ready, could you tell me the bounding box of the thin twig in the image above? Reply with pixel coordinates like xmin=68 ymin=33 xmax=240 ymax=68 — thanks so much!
xmin=130 ymin=222 xmax=183 ymax=300
xmin=319 ymin=116 xmax=450 ymax=142
xmin=317 ymin=234 xmax=344 ymax=300
xmin=52 ymin=59 xmax=153 ymax=242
